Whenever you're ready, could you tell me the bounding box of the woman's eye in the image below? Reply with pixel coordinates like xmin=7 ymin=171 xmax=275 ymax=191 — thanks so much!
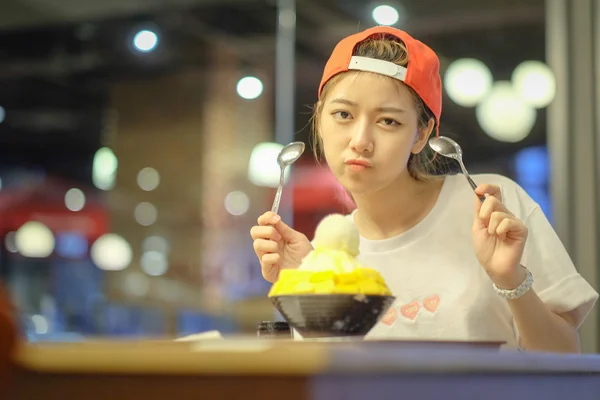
xmin=333 ymin=111 xmax=351 ymax=120
xmin=381 ymin=118 xmax=399 ymax=126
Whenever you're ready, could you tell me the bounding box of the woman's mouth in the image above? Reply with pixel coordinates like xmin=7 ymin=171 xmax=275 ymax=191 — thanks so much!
xmin=345 ymin=159 xmax=372 ymax=172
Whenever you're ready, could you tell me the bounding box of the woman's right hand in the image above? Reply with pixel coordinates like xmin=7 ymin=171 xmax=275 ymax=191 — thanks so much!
xmin=250 ymin=212 xmax=313 ymax=283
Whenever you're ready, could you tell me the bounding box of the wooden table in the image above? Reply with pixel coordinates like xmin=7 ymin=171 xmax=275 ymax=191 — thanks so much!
xmin=7 ymin=338 xmax=600 ymax=400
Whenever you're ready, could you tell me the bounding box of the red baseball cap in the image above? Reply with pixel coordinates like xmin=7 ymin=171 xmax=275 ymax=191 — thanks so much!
xmin=318 ymin=26 xmax=442 ymax=136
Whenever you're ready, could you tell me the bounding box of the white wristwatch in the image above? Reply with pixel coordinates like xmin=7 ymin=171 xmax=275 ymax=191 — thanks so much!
xmin=492 ymin=266 xmax=534 ymax=300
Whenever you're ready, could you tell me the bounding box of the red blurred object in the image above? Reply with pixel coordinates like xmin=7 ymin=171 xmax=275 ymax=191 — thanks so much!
xmin=293 ymin=165 xmax=354 ymax=212
xmin=0 ymin=282 xmax=18 ymax=398
xmin=268 ymin=162 xmax=356 ymax=240
xmin=0 ymin=177 xmax=109 ymax=242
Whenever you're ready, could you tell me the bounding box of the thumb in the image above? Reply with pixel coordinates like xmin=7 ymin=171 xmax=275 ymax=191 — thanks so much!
xmin=472 ymin=192 xmax=485 ymax=231
xmin=273 ymin=219 xmax=300 ymax=241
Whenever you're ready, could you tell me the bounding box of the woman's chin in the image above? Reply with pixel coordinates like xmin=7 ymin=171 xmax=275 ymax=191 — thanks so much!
xmin=339 ymin=180 xmax=376 ymax=196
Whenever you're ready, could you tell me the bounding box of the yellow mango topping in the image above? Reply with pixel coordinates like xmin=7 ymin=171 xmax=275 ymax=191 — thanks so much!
xmin=269 ymin=267 xmax=391 ymax=296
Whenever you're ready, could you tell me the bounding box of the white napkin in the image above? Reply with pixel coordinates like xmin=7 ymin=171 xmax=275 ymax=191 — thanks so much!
xmin=174 ymin=330 xmax=224 ymax=341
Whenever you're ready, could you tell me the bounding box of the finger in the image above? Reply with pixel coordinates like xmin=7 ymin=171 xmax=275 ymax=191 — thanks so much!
xmin=253 ymin=239 xmax=278 ymax=256
xmin=496 ymin=218 xmax=528 ymax=241
xmin=257 ymin=212 xmax=281 ymax=226
xmin=261 ymin=253 xmax=280 ymax=266
xmin=261 ymin=264 xmax=279 ymax=283
xmin=478 ymin=195 xmax=500 ymax=224
xmin=273 ymin=219 xmax=298 ymax=240
xmin=473 ymin=189 xmax=485 ymax=213
xmin=475 ymin=184 xmax=502 ymax=202
xmin=478 ymin=195 xmax=512 ymax=223
xmin=488 ymin=211 xmax=513 ymax=235
xmin=250 ymin=225 xmax=282 ymax=241
xmin=473 ymin=190 xmax=485 ymax=231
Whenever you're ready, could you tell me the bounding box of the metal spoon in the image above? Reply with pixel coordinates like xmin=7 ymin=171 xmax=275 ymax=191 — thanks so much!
xmin=271 ymin=141 xmax=305 ymax=214
xmin=428 ymin=136 xmax=486 ymax=203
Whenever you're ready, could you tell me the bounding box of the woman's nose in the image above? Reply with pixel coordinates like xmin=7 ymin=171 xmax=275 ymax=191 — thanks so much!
xmin=349 ymin=121 xmax=374 ymax=154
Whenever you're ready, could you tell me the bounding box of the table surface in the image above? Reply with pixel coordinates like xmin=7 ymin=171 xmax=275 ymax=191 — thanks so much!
xmin=9 ymin=338 xmax=600 ymax=400
xmin=12 ymin=337 xmax=600 ymax=376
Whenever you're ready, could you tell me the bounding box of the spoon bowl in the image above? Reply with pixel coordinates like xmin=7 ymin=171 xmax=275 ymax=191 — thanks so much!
xmin=428 ymin=136 xmax=463 ymax=160
xmin=271 ymin=141 xmax=306 ymax=214
xmin=428 ymin=136 xmax=485 ymax=202
xmin=277 ymin=141 xmax=305 ymax=167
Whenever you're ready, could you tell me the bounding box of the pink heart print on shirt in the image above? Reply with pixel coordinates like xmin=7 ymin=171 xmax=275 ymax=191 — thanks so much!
xmin=423 ymin=294 xmax=440 ymax=313
xmin=380 ymin=295 xmax=441 ymax=326
xmin=380 ymin=306 xmax=398 ymax=326
xmin=400 ymin=301 xmax=420 ymax=320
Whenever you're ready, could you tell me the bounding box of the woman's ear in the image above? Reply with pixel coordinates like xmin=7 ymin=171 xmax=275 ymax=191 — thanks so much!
xmin=411 ymin=118 xmax=435 ymax=154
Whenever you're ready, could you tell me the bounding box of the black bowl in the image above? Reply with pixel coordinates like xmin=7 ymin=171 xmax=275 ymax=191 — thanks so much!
xmin=270 ymin=294 xmax=396 ymax=339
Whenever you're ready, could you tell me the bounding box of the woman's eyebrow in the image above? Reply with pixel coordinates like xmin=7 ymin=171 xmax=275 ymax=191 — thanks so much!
xmin=328 ymin=98 xmax=407 ymax=114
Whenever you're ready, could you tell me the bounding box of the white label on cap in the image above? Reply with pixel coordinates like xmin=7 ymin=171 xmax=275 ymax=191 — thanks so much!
xmin=348 ymin=56 xmax=407 ymax=81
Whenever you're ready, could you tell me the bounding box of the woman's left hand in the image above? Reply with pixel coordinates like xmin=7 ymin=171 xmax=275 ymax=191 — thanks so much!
xmin=472 ymin=184 xmax=528 ymax=289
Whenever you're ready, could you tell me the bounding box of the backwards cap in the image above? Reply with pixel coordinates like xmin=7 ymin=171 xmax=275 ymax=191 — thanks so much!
xmin=318 ymin=26 xmax=442 ymax=135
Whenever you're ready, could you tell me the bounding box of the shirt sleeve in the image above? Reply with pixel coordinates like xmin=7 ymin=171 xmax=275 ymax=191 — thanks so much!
xmin=521 ymin=206 xmax=598 ymax=328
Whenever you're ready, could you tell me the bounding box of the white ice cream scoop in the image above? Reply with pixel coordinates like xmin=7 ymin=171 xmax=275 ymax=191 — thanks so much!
xmin=312 ymin=214 xmax=360 ymax=257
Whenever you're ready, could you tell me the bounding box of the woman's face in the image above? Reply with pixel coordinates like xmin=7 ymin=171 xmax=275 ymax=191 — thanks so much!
xmin=319 ymin=72 xmax=430 ymax=196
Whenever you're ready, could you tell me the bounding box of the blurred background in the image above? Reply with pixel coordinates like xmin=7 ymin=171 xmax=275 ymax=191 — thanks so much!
xmin=0 ymin=0 xmax=598 ymax=350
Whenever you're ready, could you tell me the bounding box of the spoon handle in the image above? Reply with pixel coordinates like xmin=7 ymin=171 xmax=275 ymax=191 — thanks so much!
xmin=457 ymin=159 xmax=486 ymax=203
xmin=271 ymin=167 xmax=286 ymax=214
xmin=271 ymin=186 xmax=283 ymax=214
xmin=465 ymin=174 xmax=486 ymax=203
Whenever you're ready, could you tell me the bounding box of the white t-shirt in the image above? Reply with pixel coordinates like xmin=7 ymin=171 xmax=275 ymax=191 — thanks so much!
xmin=307 ymin=173 xmax=598 ymax=348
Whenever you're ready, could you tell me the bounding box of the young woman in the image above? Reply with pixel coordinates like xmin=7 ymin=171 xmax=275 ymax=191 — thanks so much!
xmin=250 ymin=26 xmax=598 ymax=352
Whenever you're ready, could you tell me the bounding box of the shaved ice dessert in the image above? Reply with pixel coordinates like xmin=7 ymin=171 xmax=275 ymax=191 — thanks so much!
xmin=268 ymin=214 xmax=391 ymax=297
